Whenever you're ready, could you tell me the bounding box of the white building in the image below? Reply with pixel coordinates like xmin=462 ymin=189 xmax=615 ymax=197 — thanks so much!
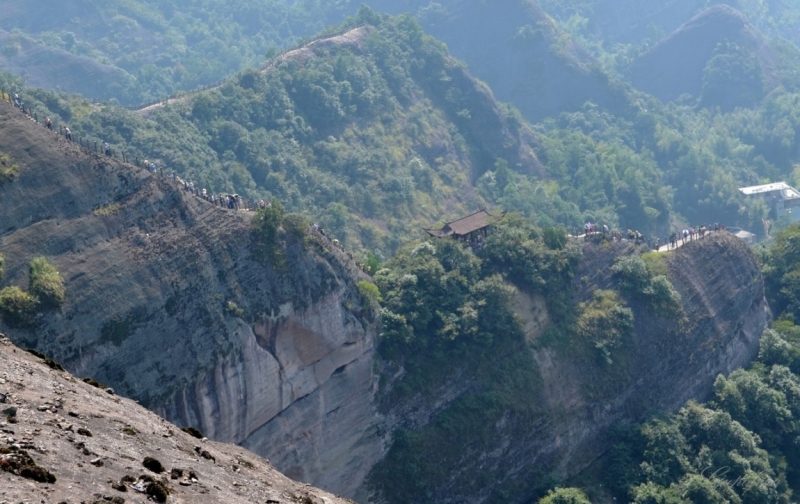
xmin=739 ymin=182 xmax=800 ymax=222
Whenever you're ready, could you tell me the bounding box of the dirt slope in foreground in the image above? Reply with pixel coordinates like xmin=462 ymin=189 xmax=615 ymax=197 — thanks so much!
xmin=0 ymin=333 xmax=354 ymax=504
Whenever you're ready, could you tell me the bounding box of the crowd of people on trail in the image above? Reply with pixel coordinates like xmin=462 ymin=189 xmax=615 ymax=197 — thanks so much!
xmin=309 ymin=222 xmax=375 ymax=277
xmin=173 ymin=173 xmax=268 ymax=211
xmin=665 ymin=222 xmax=725 ymax=250
xmin=584 ymin=222 xmax=647 ymax=244
xmin=5 ymin=89 xmax=372 ymax=276
xmin=5 ymin=90 xmax=275 ymax=214
xmin=582 ymin=221 xmax=727 ymax=251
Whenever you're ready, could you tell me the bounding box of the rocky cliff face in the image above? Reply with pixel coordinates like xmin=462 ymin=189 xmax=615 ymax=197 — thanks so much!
xmin=543 ymin=233 xmax=767 ymax=475
xmin=0 ymin=101 xmax=383 ymax=497
xmin=158 ymin=295 xmax=382 ymax=498
xmin=359 ymin=233 xmax=768 ymax=503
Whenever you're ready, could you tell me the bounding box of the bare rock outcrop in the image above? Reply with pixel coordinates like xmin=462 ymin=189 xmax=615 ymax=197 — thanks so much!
xmin=0 ymin=332 xmax=357 ymax=504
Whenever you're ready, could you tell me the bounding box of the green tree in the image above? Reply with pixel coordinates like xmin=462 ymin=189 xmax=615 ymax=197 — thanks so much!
xmin=0 ymin=286 xmax=38 ymax=327
xmin=701 ymin=41 xmax=766 ymax=111
xmin=763 ymin=223 xmax=800 ymax=321
xmin=28 ymin=256 xmax=65 ymax=308
xmin=251 ymin=198 xmax=286 ymax=265
xmin=538 ymin=487 xmax=592 ymax=504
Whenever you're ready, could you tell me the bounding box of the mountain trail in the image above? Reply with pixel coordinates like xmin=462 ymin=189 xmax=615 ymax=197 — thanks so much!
xmin=135 ymin=26 xmax=371 ymax=116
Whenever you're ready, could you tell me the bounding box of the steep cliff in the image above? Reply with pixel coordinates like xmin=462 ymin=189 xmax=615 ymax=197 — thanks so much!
xmin=361 ymin=232 xmax=768 ymax=503
xmin=0 ymin=100 xmax=383 ymax=496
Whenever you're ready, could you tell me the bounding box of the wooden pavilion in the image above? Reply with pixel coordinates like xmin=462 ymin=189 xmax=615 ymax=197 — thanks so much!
xmin=424 ymin=209 xmax=502 ymax=241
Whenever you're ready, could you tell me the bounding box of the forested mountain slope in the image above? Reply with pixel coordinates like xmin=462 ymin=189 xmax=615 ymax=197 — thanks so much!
xmin=631 ymin=5 xmax=779 ymax=110
xmin=0 ymin=28 xmax=134 ymax=102
xmin=8 ymin=4 xmax=800 ymax=248
xmin=4 ymin=13 xmax=546 ymax=255
xmin=363 ymin=0 xmax=631 ymax=122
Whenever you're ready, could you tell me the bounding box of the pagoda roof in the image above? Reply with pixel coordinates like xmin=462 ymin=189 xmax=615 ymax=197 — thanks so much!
xmin=424 ymin=209 xmax=500 ymax=238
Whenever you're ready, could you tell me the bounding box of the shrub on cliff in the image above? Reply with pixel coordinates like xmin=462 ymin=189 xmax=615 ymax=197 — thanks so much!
xmin=251 ymin=198 xmax=286 ymax=267
xmin=612 ymin=256 xmax=650 ymax=293
xmin=357 ymin=281 xmax=382 ymax=309
xmin=577 ymin=289 xmax=634 ymax=365
xmin=29 ymin=257 xmax=65 ymax=308
xmin=613 ymin=255 xmax=681 ymax=315
xmin=538 ymin=487 xmax=591 ymax=504
xmin=282 ymin=213 xmax=310 ymax=243
xmin=647 ymin=275 xmax=682 ymax=314
xmin=0 ymin=152 xmax=19 ymax=184
xmin=0 ymin=286 xmax=38 ymax=327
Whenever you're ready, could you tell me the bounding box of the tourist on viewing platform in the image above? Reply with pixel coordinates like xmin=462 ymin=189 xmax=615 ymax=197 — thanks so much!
xmin=45 ymin=117 xmax=52 ymax=130
xmin=104 ymin=142 xmax=111 ymax=156
xmin=65 ymin=127 xmax=72 ymax=141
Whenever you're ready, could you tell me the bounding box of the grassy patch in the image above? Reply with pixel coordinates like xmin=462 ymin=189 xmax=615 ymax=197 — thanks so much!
xmin=357 ymin=280 xmax=382 ymax=309
xmin=0 ymin=152 xmax=19 ymax=184
xmin=224 ymin=300 xmax=245 ymax=318
xmin=29 ymin=256 xmax=65 ymax=308
xmin=640 ymin=251 xmax=668 ymax=278
xmin=93 ymin=203 xmax=121 ymax=216
xmin=0 ymin=286 xmax=38 ymax=327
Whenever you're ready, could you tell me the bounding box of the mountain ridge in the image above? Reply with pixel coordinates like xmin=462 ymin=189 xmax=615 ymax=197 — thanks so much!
xmin=632 ymin=4 xmax=779 ymax=108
